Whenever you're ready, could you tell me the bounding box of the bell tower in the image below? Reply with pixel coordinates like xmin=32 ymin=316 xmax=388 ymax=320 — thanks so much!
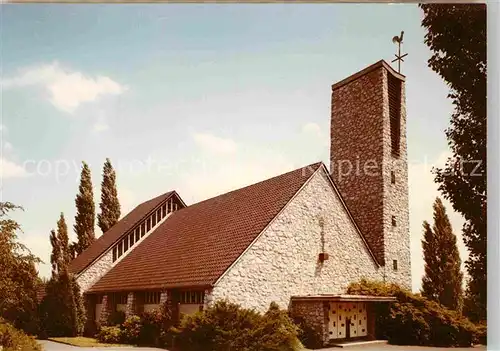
xmin=330 ymin=60 xmax=411 ymax=289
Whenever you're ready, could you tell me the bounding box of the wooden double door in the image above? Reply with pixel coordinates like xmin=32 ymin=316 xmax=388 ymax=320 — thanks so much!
xmin=328 ymin=302 xmax=368 ymax=340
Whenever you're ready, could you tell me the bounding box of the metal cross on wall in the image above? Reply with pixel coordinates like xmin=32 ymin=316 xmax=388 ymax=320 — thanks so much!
xmin=391 ymin=31 xmax=408 ymax=73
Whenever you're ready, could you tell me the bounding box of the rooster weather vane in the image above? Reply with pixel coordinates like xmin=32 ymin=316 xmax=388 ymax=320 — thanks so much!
xmin=392 ymin=31 xmax=407 ymax=73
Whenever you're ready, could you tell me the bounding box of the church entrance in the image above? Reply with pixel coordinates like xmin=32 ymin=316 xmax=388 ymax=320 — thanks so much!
xmin=327 ymin=302 xmax=368 ymax=340
xmin=290 ymin=294 xmax=396 ymax=347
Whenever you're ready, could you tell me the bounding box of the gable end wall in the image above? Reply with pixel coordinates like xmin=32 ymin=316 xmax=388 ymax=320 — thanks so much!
xmin=211 ymin=168 xmax=383 ymax=313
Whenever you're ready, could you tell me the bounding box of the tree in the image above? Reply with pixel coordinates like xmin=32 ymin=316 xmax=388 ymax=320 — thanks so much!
xmin=41 ymin=213 xmax=86 ymax=337
xmin=49 ymin=229 xmax=60 ymax=277
xmin=69 ymin=242 xmax=79 ymax=261
xmin=74 ymin=161 xmax=95 ymax=255
xmin=421 ymin=198 xmax=464 ymax=312
xmin=97 ymin=158 xmax=121 ymax=234
xmin=39 ymin=271 xmax=86 ymax=337
xmin=0 ymin=202 xmax=41 ymax=334
xmin=57 ymin=213 xmax=70 ymax=271
xmin=420 ymin=4 xmax=487 ymax=321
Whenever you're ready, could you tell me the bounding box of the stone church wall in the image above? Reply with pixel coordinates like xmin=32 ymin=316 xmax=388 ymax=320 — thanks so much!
xmin=76 ymin=251 xmax=113 ymax=293
xmin=210 ymin=167 xmax=383 ymax=313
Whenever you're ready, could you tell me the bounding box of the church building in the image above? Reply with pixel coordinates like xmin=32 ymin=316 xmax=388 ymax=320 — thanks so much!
xmin=68 ymin=59 xmax=411 ymax=346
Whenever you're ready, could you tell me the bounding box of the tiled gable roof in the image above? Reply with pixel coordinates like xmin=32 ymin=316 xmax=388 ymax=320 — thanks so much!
xmin=68 ymin=191 xmax=176 ymax=275
xmin=88 ymin=162 xmax=323 ymax=293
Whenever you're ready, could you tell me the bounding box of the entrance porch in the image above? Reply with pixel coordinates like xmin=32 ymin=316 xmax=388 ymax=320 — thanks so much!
xmin=290 ymin=294 xmax=395 ymax=347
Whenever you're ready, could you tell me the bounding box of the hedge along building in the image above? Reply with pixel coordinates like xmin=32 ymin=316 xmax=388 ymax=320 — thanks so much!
xmin=67 ymin=60 xmax=410 ymax=345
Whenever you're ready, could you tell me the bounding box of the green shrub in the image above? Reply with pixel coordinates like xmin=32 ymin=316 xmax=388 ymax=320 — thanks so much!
xmin=0 ymin=319 xmax=42 ymax=351
xmin=347 ymin=279 xmax=479 ymax=347
xmin=96 ymin=326 xmax=122 ymax=344
xmin=173 ymin=300 xmax=301 ymax=351
xmin=38 ymin=273 xmax=86 ymax=337
xmin=121 ymin=315 xmax=141 ymax=344
xmin=291 ymin=316 xmax=323 ymax=350
xmin=475 ymin=321 xmax=487 ymax=345
xmin=253 ymin=302 xmax=302 ymax=351
xmin=108 ymin=310 xmax=126 ymax=326
xmin=138 ymin=302 xmax=175 ymax=348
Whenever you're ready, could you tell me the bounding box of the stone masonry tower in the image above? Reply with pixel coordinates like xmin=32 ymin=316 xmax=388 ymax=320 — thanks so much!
xmin=330 ymin=60 xmax=411 ymax=289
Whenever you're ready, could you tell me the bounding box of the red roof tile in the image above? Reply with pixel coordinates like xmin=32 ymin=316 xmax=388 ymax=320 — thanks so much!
xmin=68 ymin=191 xmax=176 ymax=274
xmin=88 ymin=162 xmax=323 ymax=293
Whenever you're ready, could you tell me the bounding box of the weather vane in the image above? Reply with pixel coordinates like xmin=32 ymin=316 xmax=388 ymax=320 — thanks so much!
xmin=391 ymin=31 xmax=407 ymax=73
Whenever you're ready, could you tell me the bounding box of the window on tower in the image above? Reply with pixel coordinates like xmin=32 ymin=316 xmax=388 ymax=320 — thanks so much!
xmin=391 ymin=171 xmax=396 ymax=184
xmin=392 ymin=216 xmax=397 ymax=227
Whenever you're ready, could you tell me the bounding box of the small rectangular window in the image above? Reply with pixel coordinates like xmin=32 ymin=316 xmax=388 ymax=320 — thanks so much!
xmin=135 ymin=229 xmax=140 ymax=242
xmin=152 ymin=213 xmax=157 ymax=227
xmin=157 ymin=209 xmax=161 ymax=220
xmin=391 ymin=171 xmax=396 ymax=184
xmin=174 ymin=203 xmax=178 ymax=211
xmin=162 ymin=204 xmax=167 ymax=217
xmin=113 ymin=246 xmax=117 ymax=262
xmin=391 ymin=216 xmax=397 ymax=227
xmin=118 ymin=243 xmax=123 ymax=257
xmin=145 ymin=291 xmax=160 ymax=304
xmin=141 ymin=223 xmax=146 ymax=237
xmin=124 ymin=237 xmax=129 ymax=252
xmin=393 ymin=259 xmax=398 ymax=270
xmin=147 ymin=218 xmax=151 ymax=232
xmin=130 ymin=233 xmax=134 ymax=246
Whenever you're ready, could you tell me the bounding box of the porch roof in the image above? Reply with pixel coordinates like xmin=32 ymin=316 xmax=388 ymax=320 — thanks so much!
xmin=290 ymin=294 xmax=396 ymax=302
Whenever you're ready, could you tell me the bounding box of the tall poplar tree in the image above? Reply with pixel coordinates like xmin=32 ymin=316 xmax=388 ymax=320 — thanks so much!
xmin=49 ymin=229 xmax=60 ymax=277
xmin=97 ymin=158 xmax=121 ymax=234
xmin=74 ymin=162 xmax=95 ymax=254
xmin=41 ymin=214 xmax=86 ymax=337
xmin=420 ymin=3 xmax=486 ymax=321
xmin=421 ymin=197 xmax=464 ymax=312
xmin=57 ymin=213 xmax=70 ymax=271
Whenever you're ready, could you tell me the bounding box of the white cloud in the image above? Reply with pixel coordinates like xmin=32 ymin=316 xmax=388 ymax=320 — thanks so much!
xmin=192 ymin=132 xmax=238 ymax=155
xmin=408 ymin=151 xmax=467 ymax=292
xmin=93 ymin=121 xmax=110 ymax=133
xmin=2 ymin=62 xmax=127 ymax=113
xmin=0 ymin=124 xmax=6 ymax=132
xmin=4 ymin=142 xmax=13 ymax=151
xmin=0 ymin=157 xmax=29 ymax=178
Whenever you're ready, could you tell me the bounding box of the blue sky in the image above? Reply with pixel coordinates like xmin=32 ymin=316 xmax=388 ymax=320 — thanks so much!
xmin=1 ymin=4 xmax=465 ymax=292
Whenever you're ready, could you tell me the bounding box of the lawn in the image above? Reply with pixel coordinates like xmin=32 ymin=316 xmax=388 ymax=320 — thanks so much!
xmin=48 ymin=337 xmax=130 ymax=347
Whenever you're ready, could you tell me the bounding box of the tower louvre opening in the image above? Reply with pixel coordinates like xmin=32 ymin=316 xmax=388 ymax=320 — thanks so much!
xmin=388 ymin=74 xmax=402 ymax=157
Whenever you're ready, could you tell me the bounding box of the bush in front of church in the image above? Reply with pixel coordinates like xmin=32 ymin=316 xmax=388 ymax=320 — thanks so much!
xmin=347 ymin=279 xmax=480 ymax=347
xmin=96 ymin=326 xmax=122 ymax=344
xmin=0 ymin=318 xmax=42 ymax=351
xmin=121 ymin=315 xmax=142 ymax=344
xmin=172 ymin=300 xmax=302 ymax=351
xmin=117 ymin=301 xmax=175 ymax=347
xmin=291 ymin=315 xmax=324 ymax=350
